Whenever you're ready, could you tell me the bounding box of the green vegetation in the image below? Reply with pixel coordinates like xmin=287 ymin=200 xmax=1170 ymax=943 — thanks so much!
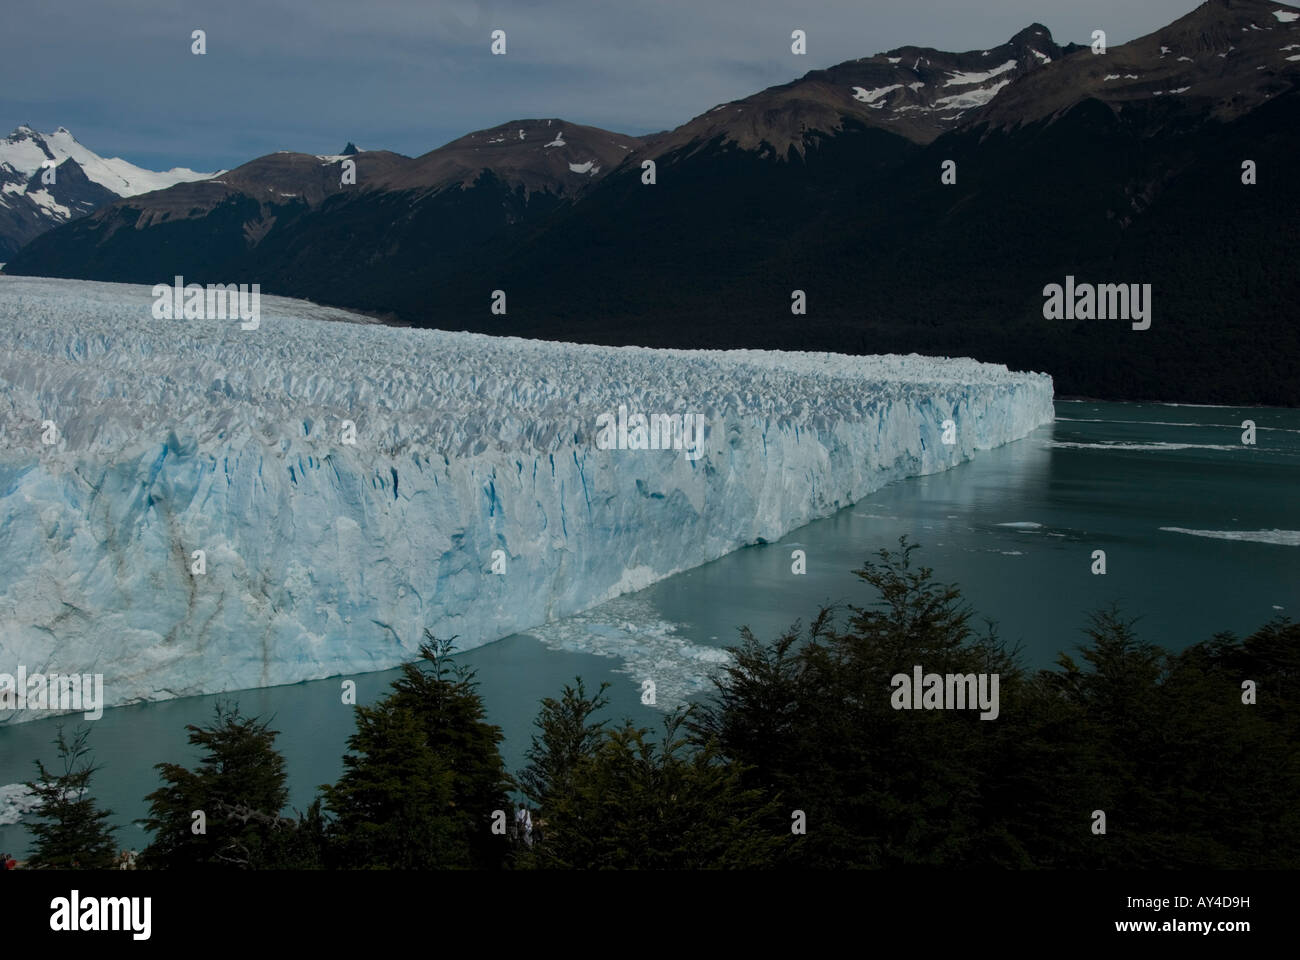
xmin=23 ymin=725 xmax=118 ymax=869
xmin=139 ymin=703 xmax=315 ymax=869
xmin=323 ymin=632 xmax=511 ymax=869
xmin=19 ymin=539 xmax=1295 ymax=869
xmin=690 ymin=539 xmax=1299 ymax=868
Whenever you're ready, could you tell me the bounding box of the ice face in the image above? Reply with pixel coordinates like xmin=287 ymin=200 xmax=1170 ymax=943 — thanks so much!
xmin=0 ymin=276 xmax=1054 ymax=718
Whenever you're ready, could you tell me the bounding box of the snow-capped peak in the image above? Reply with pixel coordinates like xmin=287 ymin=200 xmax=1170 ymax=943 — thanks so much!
xmin=0 ymin=126 xmax=213 ymax=198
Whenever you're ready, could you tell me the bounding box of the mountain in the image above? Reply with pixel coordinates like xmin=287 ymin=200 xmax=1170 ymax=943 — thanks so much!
xmin=641 ymin=23 xmax=1067 ymax=158
xmin=430 ymin=0 xmax=1300 ymax=404
xmin=375 ymin=119 xmax=638 ymax=192
xmin=0 ymin=126 xmax=213 ymax=260
xmin=980 ymin=0 xmax=1300 ymax=131
xmin=4 ymin=119 xmax=641 ymax=301
xmin=7 ymin=0 xmax=1299 ymax=403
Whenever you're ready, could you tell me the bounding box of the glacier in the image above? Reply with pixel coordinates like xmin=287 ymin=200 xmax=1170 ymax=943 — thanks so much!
xmin=0 ymin=276 xmax=1053 ymax=720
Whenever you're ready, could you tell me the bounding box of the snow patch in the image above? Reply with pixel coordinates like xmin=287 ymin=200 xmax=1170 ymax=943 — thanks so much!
xmin=26 ymin=189 xmax=71 ymax=219
xmin=944 ymin=59 xmax=1017 ymax=87
xmin=852 ymin=84 xmax=902 ymax=104
xmin=935 ymin=78 xmax=1011 ymax=110
xmin=1273 ymin=10 xmax=1299 ymax=23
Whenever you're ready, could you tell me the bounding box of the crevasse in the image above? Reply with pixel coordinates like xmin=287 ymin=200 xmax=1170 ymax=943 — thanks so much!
xmin=0 ymin=277 xmax=1054 ymax=718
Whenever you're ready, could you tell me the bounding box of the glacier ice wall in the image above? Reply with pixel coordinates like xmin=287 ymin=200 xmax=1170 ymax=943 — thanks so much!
xmin=0 ymin=276 xmax=1053 ymax=716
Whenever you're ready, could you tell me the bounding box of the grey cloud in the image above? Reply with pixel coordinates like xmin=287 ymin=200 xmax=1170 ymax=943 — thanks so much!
xmin=0 ymin=0 xmax=1198 ymax=171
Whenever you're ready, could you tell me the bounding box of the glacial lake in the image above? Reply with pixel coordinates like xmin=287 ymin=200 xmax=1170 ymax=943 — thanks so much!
xmin=2 ymin=400 xmax=1297 ymax=858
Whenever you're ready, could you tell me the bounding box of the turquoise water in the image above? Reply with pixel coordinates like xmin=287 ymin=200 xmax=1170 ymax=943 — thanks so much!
xmin=2 ymin=400 xmax=1297 ymax=858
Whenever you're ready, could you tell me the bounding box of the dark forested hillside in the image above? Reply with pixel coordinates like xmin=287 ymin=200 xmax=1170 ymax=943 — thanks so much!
xmin=8 ymin=1 xmax=1299 ymax=404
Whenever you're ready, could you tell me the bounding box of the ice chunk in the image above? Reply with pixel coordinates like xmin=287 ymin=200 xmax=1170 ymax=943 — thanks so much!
xmin=1161 ymin=528 xmax=1300 ymax=546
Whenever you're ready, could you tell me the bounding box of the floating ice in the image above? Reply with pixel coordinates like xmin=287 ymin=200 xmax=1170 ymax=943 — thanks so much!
xmin=0 ymin=783 xmax=38 ymax=825
xmin=1051 ymin=442 xmax=1241 ymax=451
xmin=524 ymin=593 xmax=732 ymax=707
xmin=1160 ymin=528 xmax=1300 ymax=546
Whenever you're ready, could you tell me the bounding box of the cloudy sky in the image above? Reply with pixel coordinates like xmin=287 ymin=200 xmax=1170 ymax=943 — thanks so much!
xmin=3 ymin=0 xmax=1200 ymax=172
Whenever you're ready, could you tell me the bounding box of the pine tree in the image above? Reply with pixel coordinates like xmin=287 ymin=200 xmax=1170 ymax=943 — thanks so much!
xmin=319 ymin=632 xmax=509 ymax=868
xmin=321 ymin=698 xmax=462 ymax=869
xmin=25 ymin=725 xmax=118 ymax=869
xmin=535 ymin=706 xmax=782 ymax=869
xmin=140 ymin=701 xmax=297 ymax=869
xmin=386 ymin=631 xmax=511 ymax=868
xmin=695 ymin=537 xmax=1027 ymax=867
xmin=693 ymin=540 xmax=1300 ymax=869
xmin=518 ymin=676 xmax=610 ymax=810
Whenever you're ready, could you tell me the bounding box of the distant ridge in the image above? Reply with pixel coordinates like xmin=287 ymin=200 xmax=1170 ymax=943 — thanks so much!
xmin=6 ymin=0 xmax=1300 ymax=404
